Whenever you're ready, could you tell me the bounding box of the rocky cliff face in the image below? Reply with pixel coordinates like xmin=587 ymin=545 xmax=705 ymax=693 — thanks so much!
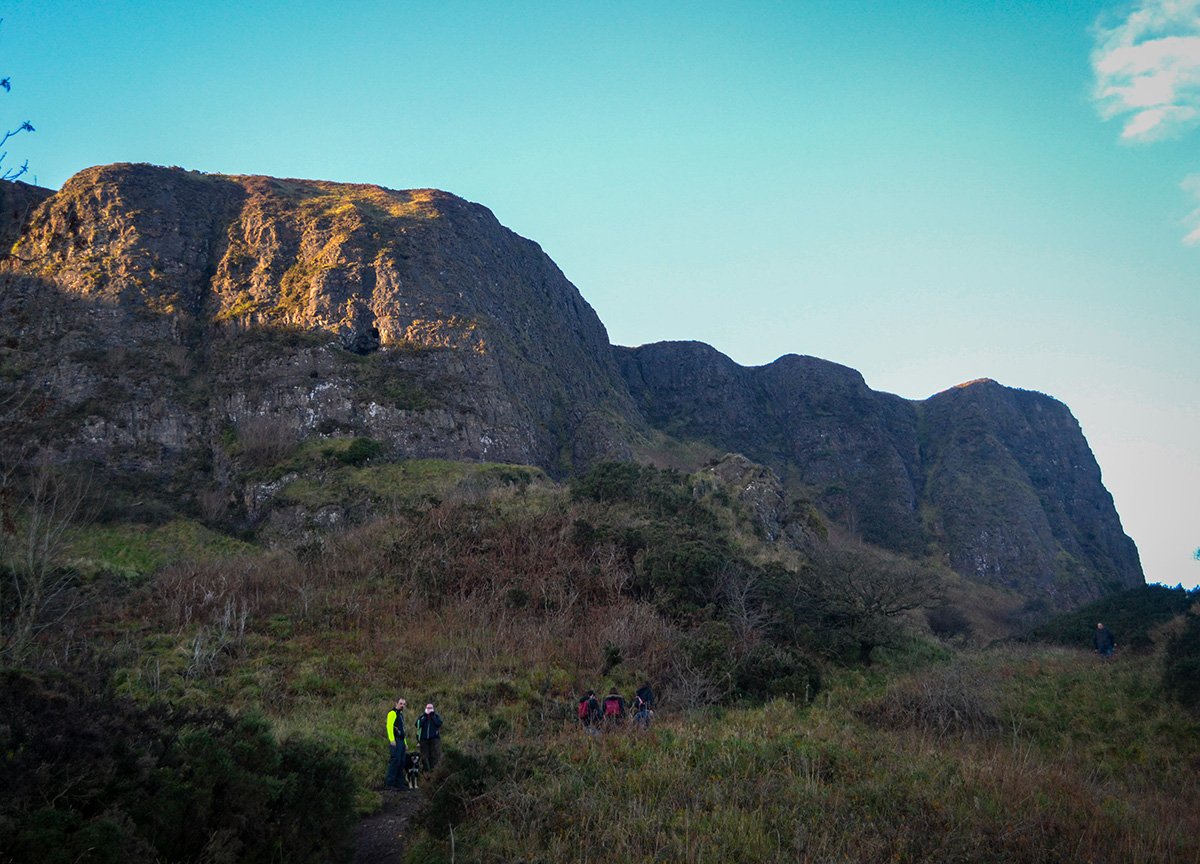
xmin=920 ymin=379 xmax=1142 ymax=604
xmin=618 ymin=344 xmax=1143 ymax=606
xmin=0 ymin=164 xmax=642 ymax=490
xmin=617 ymin=342 xmax=926 ymax=555
xmin=0 ymin=164 xmax=1143 ymax=609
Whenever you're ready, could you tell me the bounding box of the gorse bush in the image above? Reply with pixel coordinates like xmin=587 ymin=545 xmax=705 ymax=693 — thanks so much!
xmin=0 ymin=667 xmax=355 ymax=864
xmin=571 ymin=461 xmax=700 ymax=520
xmin=734 ymin=643 xmax=820 ymax=701
xmin=1162 ymin=608 xmax=1200 ymax=710
xmin=1029 ymin=584 xmax=1198 ymax=651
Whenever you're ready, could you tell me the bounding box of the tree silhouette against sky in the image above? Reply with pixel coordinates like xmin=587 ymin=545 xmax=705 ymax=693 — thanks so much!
xmin=0 ymin=19 xmax=33 ymax=181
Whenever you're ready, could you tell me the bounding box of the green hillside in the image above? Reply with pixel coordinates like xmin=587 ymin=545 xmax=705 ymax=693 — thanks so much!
xmin=2 ymin=459 xmax=1195 ymax=863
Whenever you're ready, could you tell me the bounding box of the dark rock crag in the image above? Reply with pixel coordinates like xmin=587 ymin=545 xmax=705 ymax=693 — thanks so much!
xmin=618 ymin=344 xmax=1143 ymax=606
xmin=0 ymin=164 xmax=1143 ymax=608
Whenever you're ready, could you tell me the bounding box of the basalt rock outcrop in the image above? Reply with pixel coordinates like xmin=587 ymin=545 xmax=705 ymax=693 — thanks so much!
xmin=0 ymin=163 xmax=642 ymax=487
xmin=0 ymin=164 xmax=1143 ymax=609
xmin=618 ymin=343 xmax=1143 ymax=606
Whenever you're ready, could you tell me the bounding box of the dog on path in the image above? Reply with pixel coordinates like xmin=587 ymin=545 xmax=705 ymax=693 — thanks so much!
xmin=404 ymin=750 xmax=421 ymax=789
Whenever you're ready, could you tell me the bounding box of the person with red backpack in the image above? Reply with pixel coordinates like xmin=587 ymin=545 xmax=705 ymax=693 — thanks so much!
xmin=602 ymin=688 xmax=626 ymax=725
xmin=577 ymin=690 xmax=601 ymax=729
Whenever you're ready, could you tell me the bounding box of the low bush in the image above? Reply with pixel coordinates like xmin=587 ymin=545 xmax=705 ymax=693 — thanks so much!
xmin=1162 ymin=609 xmax=1200 ymax=710
xmin=857 ymin=659 xmax=1002 ymax=738
xmin=330 ymin=437 xmax=382 ymax=466
xmin=0 ymin=667 xmax=355 ymax=864
xmin=1028 ymin=584 xmax=1197 ymax=651
xmin=735 ymin=644 xmax=820 ymax=701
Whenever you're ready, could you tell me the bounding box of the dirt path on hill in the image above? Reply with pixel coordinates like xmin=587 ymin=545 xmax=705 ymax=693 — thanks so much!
xmin=353 ymin=790 xmax=423 ymax=864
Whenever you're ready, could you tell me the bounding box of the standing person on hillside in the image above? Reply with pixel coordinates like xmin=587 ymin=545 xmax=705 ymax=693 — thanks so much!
xmin=1094 ymin=622 xmax=1116 ymax=658
xmin=417 ymin=702 xmax=443 ymax=771
xmin=384 ymin=697 xmax=408 ymax=790
xmin=635 ymin=681 xmax=655 ymax=711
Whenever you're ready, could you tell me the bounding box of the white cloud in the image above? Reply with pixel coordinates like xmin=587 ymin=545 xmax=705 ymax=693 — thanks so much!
xmin=1092 ymin=1 xmax=1200 ymax=142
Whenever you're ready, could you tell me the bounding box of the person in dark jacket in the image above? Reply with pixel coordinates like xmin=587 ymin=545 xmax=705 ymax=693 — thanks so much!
xmin=632 ymin=701 xmax=652 ymax=730
xmin=578 ymin=690 xmax=602 ymax=729
xmin=635 ymin=682 xmax=655 ymax=711
xmin=417 ymin=703 xmax=443 ymax=771
xmin=384 ymin=697 xmax=408 ymax=790
xmin=1094 ymin=622 xmax=1116 ymax=658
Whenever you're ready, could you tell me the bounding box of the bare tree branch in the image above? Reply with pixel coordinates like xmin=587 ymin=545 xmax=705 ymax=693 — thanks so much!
xmin=1 ymin=462 xmax=92 ymax=663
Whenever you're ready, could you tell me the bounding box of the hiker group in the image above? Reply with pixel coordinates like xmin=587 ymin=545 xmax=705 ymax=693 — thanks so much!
xmin=578 ymin=683 xmax=654 ymax=731
xmin=384 ymin=697 xmax=443 ymax=791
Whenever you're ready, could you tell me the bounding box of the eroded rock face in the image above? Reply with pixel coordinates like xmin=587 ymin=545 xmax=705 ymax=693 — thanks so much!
xmin=920 ymin=379 xmax=1142 ymax=603
xmin=0 ymin=165 xmax=1143 ymax=610
xmin=618 ymin=344 xmax=1143 ymax=606
xmin=617 ymin=342 xmax=926 ymax=555
xmin=0 ymin=163 xmax=641 ymax=483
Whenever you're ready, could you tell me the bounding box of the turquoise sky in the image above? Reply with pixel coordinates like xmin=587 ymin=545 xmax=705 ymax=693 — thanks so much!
xmin=5 ymin=0 xmax=1198 ymax=588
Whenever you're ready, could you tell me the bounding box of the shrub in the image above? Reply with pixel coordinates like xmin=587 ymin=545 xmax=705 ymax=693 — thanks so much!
xmin=332 ymin=437 xmax=382 ymax=466
xmin=1162 ymin=609 xmax=1200 ymax=711
xmin=413 ymin=744 xmax=541 ymax=839
xmin=0 ymin=667 xmax=355 ymax=864
xmin=631 ymin=527 xmax=734 ymax=619
xmin=858 ymin=660 xmax=1002 ymax=738
xmin=735 ymin=644 xmax=820 ymax=701
xmin=571 ymin=461 xmax=644 ymax=504
xmin=570 ymin=461 xmax=697 ymax=519
xmin=1028 ymin=584 xmax=1197 ymax=651
xmin=926 ymin=605 xmax=973 ymax=641
xmin=679 ymin=620 xmax=736 ymax=694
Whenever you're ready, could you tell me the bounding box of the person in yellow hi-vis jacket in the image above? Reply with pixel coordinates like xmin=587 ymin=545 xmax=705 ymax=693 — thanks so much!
xmin=384 ymin=697 xmax=408 ymax=790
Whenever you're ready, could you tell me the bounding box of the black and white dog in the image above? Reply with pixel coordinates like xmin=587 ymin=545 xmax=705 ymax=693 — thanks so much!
xmin=404 ymin=750 xmax=421 ymax=789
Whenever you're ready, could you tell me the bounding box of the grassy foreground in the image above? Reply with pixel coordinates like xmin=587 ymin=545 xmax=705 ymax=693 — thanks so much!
xmin=4 ymin=460 xmax=1199 ymax=863
xmin=401 ymin=648 xmax=1199 ymax=864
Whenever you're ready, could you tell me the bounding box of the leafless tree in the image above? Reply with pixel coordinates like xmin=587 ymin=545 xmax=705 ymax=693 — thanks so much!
xmin=0 ymin=19 xmax=34 ymax=181
xmin=0 ymin=462 xmax=92 ymax=662
xmin=0 ymin=120 xmax=33 ymax=181
xmin=664 ymin=651 xmax=727 ymax=711
xmin=719 ymin=565 xmax=771 ymax=653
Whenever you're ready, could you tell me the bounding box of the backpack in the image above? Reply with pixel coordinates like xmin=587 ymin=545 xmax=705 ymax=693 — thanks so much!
xmin=577 ymin=699 xmax=590 ymax=721
xmin=603 ymin=696 xmax=621 ymax=718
